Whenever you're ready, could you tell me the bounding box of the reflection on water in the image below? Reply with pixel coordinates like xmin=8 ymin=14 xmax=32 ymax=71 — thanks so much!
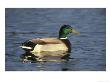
xmin=5 ymin=8 xmax=106 ymax=71
xmin=21 ymin=53 xmax=77 ymax=71
xmin=20 ymin=52 xmax=74 ymax=71
xmin=21 ymin=52 xmax=71 ymax=63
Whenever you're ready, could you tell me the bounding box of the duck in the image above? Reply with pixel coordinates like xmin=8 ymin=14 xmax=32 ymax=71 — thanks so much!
xmin=20 ymin=25 xmax=80 ymax=58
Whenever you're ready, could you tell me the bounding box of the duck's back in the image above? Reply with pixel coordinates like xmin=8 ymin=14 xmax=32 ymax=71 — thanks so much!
xmin=31 ymin=38 xmax=62 ymax=44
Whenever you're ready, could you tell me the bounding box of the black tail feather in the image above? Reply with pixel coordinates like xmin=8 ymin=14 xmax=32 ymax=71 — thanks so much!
xmin=21 ymin=40 xmax=36 ymax=51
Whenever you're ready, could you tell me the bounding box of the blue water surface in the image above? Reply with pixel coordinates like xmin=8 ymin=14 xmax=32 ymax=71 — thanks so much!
xmin=5 ymin=8 xmax=106 ymax=71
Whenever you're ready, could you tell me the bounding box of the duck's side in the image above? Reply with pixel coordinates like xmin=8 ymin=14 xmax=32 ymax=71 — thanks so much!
xmin=20 ymin=38 xmax=71 ymax=54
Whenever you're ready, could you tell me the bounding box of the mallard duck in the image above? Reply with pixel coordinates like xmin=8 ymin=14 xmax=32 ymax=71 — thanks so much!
xmin=20 ymin=25 xmax=80 ymax=58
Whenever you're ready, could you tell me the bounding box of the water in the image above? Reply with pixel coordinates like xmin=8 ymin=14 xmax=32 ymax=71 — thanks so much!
xmin=5 ymin=8 xmax=106 ymax=71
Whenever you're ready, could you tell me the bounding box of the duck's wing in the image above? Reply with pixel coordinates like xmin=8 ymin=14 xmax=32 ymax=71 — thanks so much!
xmin=31 ymin=38 xmax=62 ymax=44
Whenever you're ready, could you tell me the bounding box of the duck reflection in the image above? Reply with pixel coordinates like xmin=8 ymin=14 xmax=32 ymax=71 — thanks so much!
xmin=20 ymin=51 xmax=71 ymax=63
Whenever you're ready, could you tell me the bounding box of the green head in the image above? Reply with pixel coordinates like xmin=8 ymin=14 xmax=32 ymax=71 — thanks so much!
xmin=59 ymin=25 xmax=80 ymax=39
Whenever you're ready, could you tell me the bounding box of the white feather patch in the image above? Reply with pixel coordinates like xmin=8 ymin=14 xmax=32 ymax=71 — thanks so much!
xmin=20 ymin=46 xmax=32 ymax=49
